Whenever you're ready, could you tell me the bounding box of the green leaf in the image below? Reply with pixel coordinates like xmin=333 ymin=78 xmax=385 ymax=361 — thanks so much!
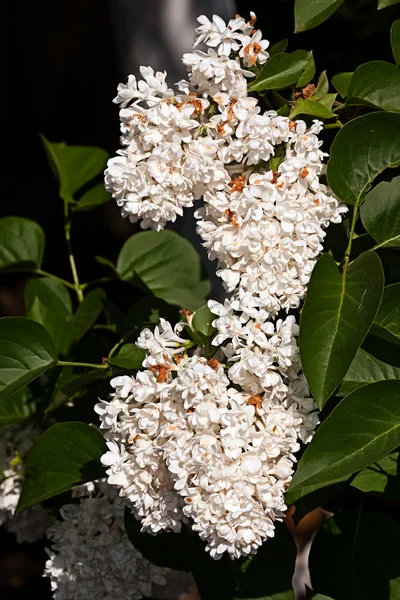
xmin=378 ymin=0 xmax=400 ymax=9
xmin=48 ymin=369 xmax=108 ymax=412
xmin=248 ymin=51 xmax=314 ymax=92
xmin=94 ymin=256 xmax=118 ymax=271
xmin=294 ymin=0 xmax=345 ymax=33
xmin=71 ymin=288 xmax=106 ymax=340
xmin=192 ymin=305 xmax=216 ymax=338
xmin=346 ymin=61 xmax=400 ymax=113
xmin=296 ymin=51 xmax=316 ymax=87
xmin=234 ymin=522 xmax=296 ymax=599
xmin=0 ymin=318 xmax=57 ymax=402
xmin=75 ymin=184 xmax=111 ymax=211
xmin=362 ymin=331 xmax=400 ymax=365
xmin=269 ymin=38 xmax=288 ymax=56
xmin=124 ymin=508 xmax=189 ymax=571
xmin=360 ymin=176 xmax=400 ymax=249
xmin=27 ymin=297 xmax=74 ymax=355
xmin=374 ymin=283 xmax=400 ymax=340
xmin=25 ymin=278 xmax=72 ymax=317
xmin=17 ymin=422 xmax=106 ymax=512
xmin=310 ymin=510 xmax=400 ymax=599
xmin=351 ymin=452 xmax=400 ymax=499
xmin=0 ymin=388 xmax=34 ymax=428
xmin=41 ymin=135 xmax=109 ymax=202
xmin=101 ymin=298 xmax=125 ymax=334
xmin=0 ymin=217 xmax=45 ymax=273
xmin=391 ymin=20 xmax=400 ymax=66
xmin=313 ymin=70 xmax=329 ymax=98
xmin=318 ymin=92 xmax=337 ymax=108
xmin=109 ymin=344 xmax=146 ymax=369
xmin=291 ymin=97 xmax=336 ymax=119
xmin=269 ymin=143 xmax=286 ymax=172
xmin=25 ymin=278 xmax=74 ymax=354
xmin=338 ymin=348 xmax=400 ymax=396
xmin=327 ymin=112 xmax=400 ymax=205
xmin=192 ymin=305 xmax=217 ymax=358
xmin=117 ymin=230 xmax=209 ymax=310
xmin=287 ymin=380 xmax=400 ymax=503
xmin=332 ymin=72 xmax=353 ymax=98
xmin=122 ymin=297 xmax=173 ymax=339
xmin=299 ymin=251 xmax=384 ymax=408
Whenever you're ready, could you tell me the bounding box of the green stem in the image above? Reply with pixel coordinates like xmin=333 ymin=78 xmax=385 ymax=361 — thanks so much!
xmin=324 ymin=121 xmax=343 ymax=129
xmin=341 ymin=198 xmax=362 ymax=271
xmin=64 ymin=200 xmax=84 ymax=303
xmin=56 ymin=360 xmax=110 ymax=370
xmin=108 ymin=340 xmax=122 ymax=359
xmin=35 ymin=269 xmax=76 ymax=291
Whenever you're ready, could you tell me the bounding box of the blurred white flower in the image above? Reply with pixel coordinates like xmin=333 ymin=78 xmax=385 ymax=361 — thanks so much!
xmin=44 ymin=481 xmax=166 ymax=600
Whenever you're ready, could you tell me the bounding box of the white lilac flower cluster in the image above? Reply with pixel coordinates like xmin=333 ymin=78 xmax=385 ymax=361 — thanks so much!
xmin=105 ymin=11 xmax=345 ymax=314
xmin=0 ymin=424 xmax=50 ymax=543
xmin=96 ymin=317 xmax=317 ymax=559
xmin=99 ymin=11 xmax=346 ymax=560
xmin=44 ymin=481 xmax=166 ymax=600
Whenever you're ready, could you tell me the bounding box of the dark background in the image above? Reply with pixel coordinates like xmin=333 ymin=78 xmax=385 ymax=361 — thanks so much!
xmin=1 ymin=0 xmax=400 ymax=597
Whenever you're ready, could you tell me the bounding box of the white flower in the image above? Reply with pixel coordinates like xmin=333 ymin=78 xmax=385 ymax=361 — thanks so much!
xmin=44 ymin=481 xmax=167 ymax=600
xmin=0 ymin=424 xmax=50 ymax=543
xmin=96 ymin=332 xmax=318 ymax=559
xmin=101 ymin=8 xmax=347 ymax=561
xmin=239 ymin=30 xmax=270 ymax=67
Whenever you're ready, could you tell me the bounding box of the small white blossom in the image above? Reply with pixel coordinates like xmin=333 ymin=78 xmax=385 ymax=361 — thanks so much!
xmin=44 ymin=481 xmax=166 ymax=600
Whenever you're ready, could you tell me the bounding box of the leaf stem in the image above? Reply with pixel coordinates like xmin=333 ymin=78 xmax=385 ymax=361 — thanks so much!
xmin=324 ymin=121 xmax=343 ymax=129
xmin=35 ymin=269 xmax=76 ymax=291
xmin=56 ymin=360 xmax=110 ymax=370
xmin=341 ymin=198 xmax=361 ymax=271
xmin=108 ymin=340 xmax=122 ymax=359
xmin=64 ymin=200 xmax=84 ymax=303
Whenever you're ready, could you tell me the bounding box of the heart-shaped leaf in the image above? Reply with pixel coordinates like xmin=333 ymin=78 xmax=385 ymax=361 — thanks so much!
xmin=299 ymin=251 xmax=384 ymax=408
xmin=294 ymin=0 xmax=345 ymax=33
xmin=0 ymin=318 xmax=57 ymax=402
xmin=346 ymin=61 xmax=400 ymax=112
xmin=0 ymin=217 xmax=45 ymax=273
xmin=17 ymin=422 xmax=106 ymax=512
xmin=360 ymin=176 xmax=400 ymax=249
xmin=287 ymin=380 xmax=400 ymax=503
xmin=327 ymin=112 xmax=400 ymax=205
xmin=117 ymin=230 xmax=209 ymax=310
